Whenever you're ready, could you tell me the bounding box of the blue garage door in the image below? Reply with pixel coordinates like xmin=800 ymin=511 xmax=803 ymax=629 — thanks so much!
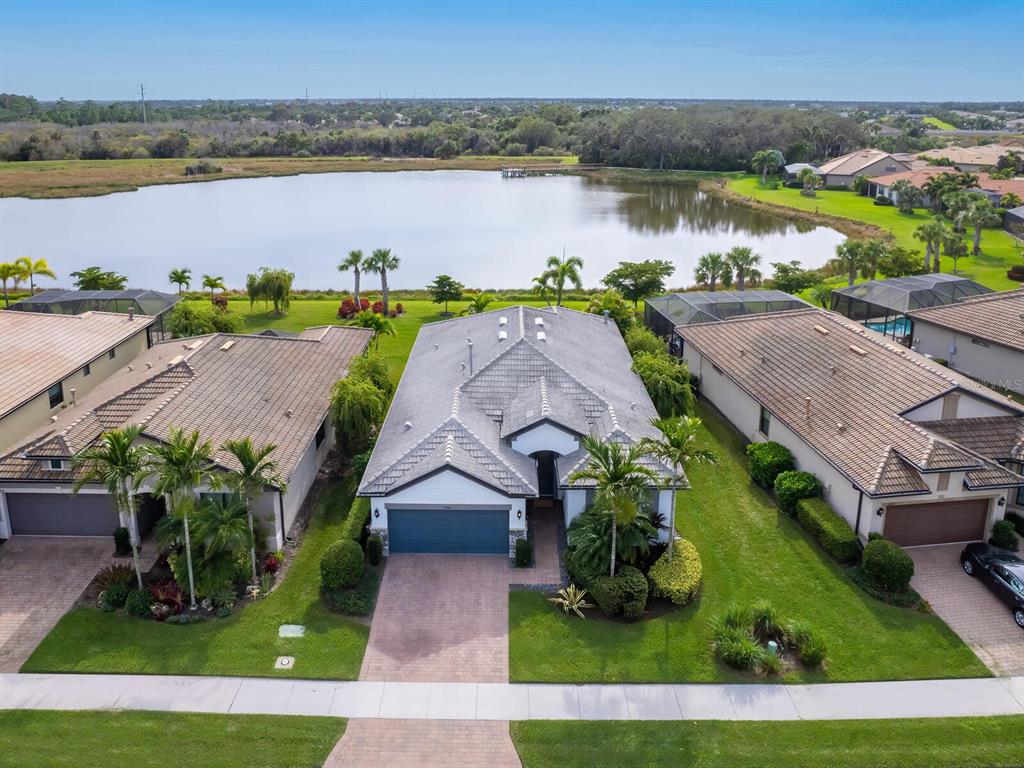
xmin=388 ymin=508 xmax=508 ymax=554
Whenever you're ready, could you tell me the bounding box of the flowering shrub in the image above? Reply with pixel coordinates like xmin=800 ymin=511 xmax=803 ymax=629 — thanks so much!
xmin=337 ymin=298 xmax=358 ymax=319
xmin=211 ymin=294 xmax=228 ymax=312
xmin=148 ymin=580 xmax=184 ymax=617
xmin=394 ymin=302 xmax=404 ymax=315
xmin=371 ymin=300 xmax=384 ymax=314
xmin=262 ymin=552 xmax=282 ymax=574
xmin=359 ymin=298 xmax=370 ymax=311
xmin=389 ymin=309 xmax=397 ymax=318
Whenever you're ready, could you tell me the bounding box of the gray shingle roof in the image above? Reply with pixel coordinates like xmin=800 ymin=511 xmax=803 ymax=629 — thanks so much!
xmin=0 ymin=326 xmax=372 ymax=485
xmin=359 ymin=306 xmax=677 ymax=497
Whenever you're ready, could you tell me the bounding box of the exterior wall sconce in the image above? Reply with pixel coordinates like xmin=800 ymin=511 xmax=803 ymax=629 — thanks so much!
xmin=997 ymin=497 xmax=1006 ymax=507
xmin=374 ymin=508 xmax=380 ymax=519
xmin=517 ymin=510 xmax=523 ymax=519
xmin=876 ymin=507 xmax=885 ymax=517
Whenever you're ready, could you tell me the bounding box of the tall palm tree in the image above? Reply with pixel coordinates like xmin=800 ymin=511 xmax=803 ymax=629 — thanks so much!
xmin=693 ymin=252 xmax=731 ymax=292
xmin=14 ymin=256 xmax=56 ymax=293
xmin=364 ymin=248 xmax=400 ymax=314
xmin=858 ymin=240 xmax=887 ymax=282
xmin=73 ymin=425 xmax=149 ymax=589
xmin=146 ymin=428 xmax=217 ymax=609
xmin=540 ymin=251 xmax=584 ymax=307
xmin=201 ymin=274 xmax=225 ymax=295
xmin=221 ymin=438 xmax=284 ymax=585
xmin=168 ymin=267 xmax=192 ymax=295
xmin=834 ymin=241 xmax=865 ymax=286
xmin=963 ymin=199 xmax=1002 ymax=256
xmin=567 ymin=436 xmax=660 ymax=577
xmin=751 ymin=149 xmax=785 ymax=185
xmin=338 ymin=249 xmax=365 ymax=309
xmin=725 ymin=246 xmax=761 ymax=291
xmin=532 ymin=275 xmax=553 ymax=306
xmin=0 ymin=262 xmax=19 ymax=308
xmin=914 ymin=219 xmax=948 ymax=273
xmin=640 ymin=417 xmax=716 ymax=562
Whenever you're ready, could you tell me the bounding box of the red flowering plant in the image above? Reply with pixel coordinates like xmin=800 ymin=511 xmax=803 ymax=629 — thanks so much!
xmin=337 ymin=298 xmax=358 ymax=319
xmin=371 ymin=300 xmax=384 ymax=314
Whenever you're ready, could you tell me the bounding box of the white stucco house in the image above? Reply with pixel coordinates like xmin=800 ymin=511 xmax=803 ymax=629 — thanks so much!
xmin=678 ymin=308 xmax=1024 ymax=547
xmin=0 ymin=326 xmax=373 ymax=548
xmin=358 ymin=306 xmax=681 ymax=559
xmin=909 ymin=289 xmax=1024 ymax=396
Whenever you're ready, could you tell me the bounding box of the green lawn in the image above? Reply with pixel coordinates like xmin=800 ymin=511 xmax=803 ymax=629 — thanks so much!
xmin=21 ymin=480 xmax=369 ymax=678
xmin=511 ymin=717 xmax=1024 ymax=768
xmin=730 ymin=175 xmax=1024 ymax=291
xmin=0 ymin=710 xmax=344 ymax=768
xmin=922 ymin=116 xmax=957 ymax=131
xmin=508 ymin=403 xmax=988 ymax=683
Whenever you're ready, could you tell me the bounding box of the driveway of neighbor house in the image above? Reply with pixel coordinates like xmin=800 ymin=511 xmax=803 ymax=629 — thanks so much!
xmin=909 ymin=544 xmax=1024 ymax=677
xmin=0 ymin=537 xmax=139 ymax=672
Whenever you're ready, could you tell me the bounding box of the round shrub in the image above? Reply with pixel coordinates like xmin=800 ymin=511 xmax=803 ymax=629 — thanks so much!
xmin=113 ymin=526 xmax=132 ymax=556
xmin=647 ymin=540 xmax=703 ymax=606
xmin=125 ymin=589 xmax=153 ymax=619
xmin=746 ymin=442 xmax=795 ymax=488
xmin=321 ymin=539 xmax=364 ymax=590
xmin=990 ymin=519 xmax=1018 ymax=550
xmin=590 ymin=566 xmax=649 ymax=622
xmin=101 ymin=583 xmax=129 ymax=610
xmin=514 ymin=537 xmax=533 ymax=568
xmin=773 ymin=471 xmax=822 ymax=515
xmin=366 ymin=534 xmax=384 ymax=566
xmin=861 ymin=538 xmax=914 ymax=593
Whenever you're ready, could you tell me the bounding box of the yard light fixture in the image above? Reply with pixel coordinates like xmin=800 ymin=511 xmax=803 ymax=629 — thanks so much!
xmin=998 ymin=497 xmax=1006 ymax=507
xmin=517 ymin=510 xmax=523 ymax=519
xmin=374 ymin=508 xmax=380 ymax=519
xmin=876 ymin=507 xmax=884 ymax=517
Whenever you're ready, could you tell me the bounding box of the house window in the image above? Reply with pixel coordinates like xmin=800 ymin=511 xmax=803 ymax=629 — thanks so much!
xmin=48 ymin=459 xmax=64 ymax=471
xmin=584 ymin=489 xmax=595 ymax=509
xmin=48 ymin=382 xmax=63 ymax=409
xmin=82 ymin=363 xmax=91 ymax=377
xmin=758 ymin=406 xmax=771 ymax=436
xmin=647 ymin=488 xmax=660 ymax=515
xmin=970 ymin=338 xmax=990 ymax=348
xmin=108 ymin=348 xmax=116 ymax=360
xmin=315 ymin=419 xmax=326 ymax=449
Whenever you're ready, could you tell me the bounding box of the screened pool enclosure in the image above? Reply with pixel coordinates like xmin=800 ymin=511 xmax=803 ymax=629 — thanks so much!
xmin=644 ymin=290 xmax=812 ymax=338
xmin=7 ymin=289 xmax=181 ymax=341
xmin=830 ymin=274 xmax=991 ymax=344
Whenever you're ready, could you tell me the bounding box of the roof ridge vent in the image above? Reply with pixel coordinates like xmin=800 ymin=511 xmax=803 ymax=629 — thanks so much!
xmin=848 ymin=344 xmax=869 ymax=357
xmin=219 ymin=340 xmax=235 ymax=351
xmin=813 ymin=324 xmax=830 ymax=335
xmin=539 ymin=378 xmax=550 ymax=417
xmin=443 ymin=433 xmax=455 ymax=463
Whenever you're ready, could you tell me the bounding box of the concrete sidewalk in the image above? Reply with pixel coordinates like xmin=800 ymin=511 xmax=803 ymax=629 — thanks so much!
xmin=2 ymin=674 xmax=1023 ymax=721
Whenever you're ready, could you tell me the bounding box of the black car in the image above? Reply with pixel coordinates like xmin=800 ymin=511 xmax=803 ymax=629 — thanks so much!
xmin=961 ymin=543 xmax=1024 ymax=629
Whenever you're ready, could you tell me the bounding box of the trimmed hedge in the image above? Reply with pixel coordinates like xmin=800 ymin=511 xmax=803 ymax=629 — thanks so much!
xmin=590 ymin=565 xmax=649 ymax=622
xmin=862 ymin=538 xmax=914 ymax=593
xmin=341 ymin=497 xmax=370 ymax=542
xmin=647 ymin=540 xmax=703 ymax=606
xmin=323 ymin=567 xmax=381 ymax=616
xmin=746 ymin=442 xmax=795 ymax=488
xmin=796 ymin=497 xmax=860 ymax=564
xmin=125 ymin=589 xmax=152 ymax=619
xmin=774 ymin=471 xmax=822 ymax=515
xmin=366 ymin=534 xmax=384 ymax=566
xmin=990 ymin=519 xmax=1018 ymax=550
xmin=515 ymin=538 xmax=533 ymax=568
xmin=320 ymin=539 xmax=364 ymax=590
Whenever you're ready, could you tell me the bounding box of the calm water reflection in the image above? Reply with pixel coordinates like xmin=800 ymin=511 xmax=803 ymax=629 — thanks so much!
xmin=0 ymin=170 xmax=843 ymax=290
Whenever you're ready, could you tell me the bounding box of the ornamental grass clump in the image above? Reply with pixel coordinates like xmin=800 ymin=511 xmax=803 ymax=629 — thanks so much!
xmin=711 ymin=603 xmax=828 ymax=674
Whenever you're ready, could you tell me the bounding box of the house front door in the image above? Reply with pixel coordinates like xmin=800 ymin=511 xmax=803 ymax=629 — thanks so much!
xmin=533 ymin=451 xmax=557 ymax=497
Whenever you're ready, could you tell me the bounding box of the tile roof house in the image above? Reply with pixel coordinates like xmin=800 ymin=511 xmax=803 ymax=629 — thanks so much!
xmin=908 ymin=289 xmax=1024 ymax=396
xmin=817 ymin=149 xmax=910 ymax=189
xmin=918 ymin=145 xmax=1014 ymax=172
xmin=358 ymin=306 xmax=680 ymax=558
xmin=866 ymin=168 xmax=1024 ymax=207
xmin=678 ymin=309 xmax=1024 ymax=546
xmin=0 ymin=326 xmax=373 ymax=546
xmin=0 ymin=310 xmax=156 ymax=453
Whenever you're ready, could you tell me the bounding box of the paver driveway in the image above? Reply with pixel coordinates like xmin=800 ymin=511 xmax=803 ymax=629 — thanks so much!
xmin=909 ymin=544 xmax=1024 ymax=677
xmin=0 ymin=537 xmax=130 ymax=672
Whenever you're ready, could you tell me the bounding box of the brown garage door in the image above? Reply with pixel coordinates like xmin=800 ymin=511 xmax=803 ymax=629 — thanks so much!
xmin=884 ymin=499 xmax=989 ymax=546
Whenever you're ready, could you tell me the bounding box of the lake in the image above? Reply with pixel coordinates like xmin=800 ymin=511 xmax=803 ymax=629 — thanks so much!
xmin=0 ymin=170 xmax=844 ymax=290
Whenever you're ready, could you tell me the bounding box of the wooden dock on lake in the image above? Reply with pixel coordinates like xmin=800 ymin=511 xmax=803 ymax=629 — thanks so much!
xmin=500 ymin=163 xmax=604 ymax=178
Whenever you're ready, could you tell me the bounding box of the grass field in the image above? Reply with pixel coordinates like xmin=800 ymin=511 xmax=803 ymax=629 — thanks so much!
xmin=922 ymin=116 xmax=957 ymax=131
xmin=0 ymin=710 xmax=345 ymax=768
xmin=22 ymin=479 xmax=369 ymax=678
xmin=0 ymin=155 xmax=578 ymax=199
xmin=508 ymin=402 xmax=987 ymax=684
xmin=511 ymin=717 xmax=1024 ymax=768
xmin=728 ymin=175 xmax=1024 ymax=291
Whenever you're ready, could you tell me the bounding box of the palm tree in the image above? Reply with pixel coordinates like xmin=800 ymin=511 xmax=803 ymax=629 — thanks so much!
xmin=751 ymin=149 xmax=785 ymax=185
xmin=833 ymin=241 xmax=865 ymax=286
xmin=858 ymin=239 xmax=888 ymax=282
xmin=14 ymin=256 xmax=56 ymax=293
xmin=0 ymin=262 xmax=19 ymax=308
xmin=963 ymin=199 xmax=1002 ymax=256
xmin=201 ymin=274 xmax=225 ymax=295
xmin=914 ymin=219 xmax=948 ymax=273
xmin=73 ymin=425 xmax=149 ymax=589
xmin=725 ymin=246 xmax=761 ymax=291
xmin=364 ymin=248 xmax=400 ymax=314
xmin=146 ymin=428 xmax=217 ymax=609
xmin=540 ymin=251 xmax=584 ymax=307
xmin=797 ymin=167 xmax=818 ymax=195
xmin=640 ymin=417 xmax=716 ymax=562
xmin=352 ymin=309 xmax=395 ymax=349
xmin=168 ymin=268 xmax=192 ymax=295
xmin=532 ymin=275 xmax=553 ymax=306
xmin=567 ymin=436 xmax=660 ymax=578
xmin=462 ymin=293 xmax=494 ymax=315
xmin=693 ymin=252 xmax=731 ymax=292
xmin=338 ymin=249 xmax=365 ymax=308
xmin=221 ymin=438 xmax=284 ymax=586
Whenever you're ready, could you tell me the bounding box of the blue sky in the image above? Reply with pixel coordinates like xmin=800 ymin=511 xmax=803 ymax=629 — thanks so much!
xmin=2 ymin=0 xmax=1022 ymax=101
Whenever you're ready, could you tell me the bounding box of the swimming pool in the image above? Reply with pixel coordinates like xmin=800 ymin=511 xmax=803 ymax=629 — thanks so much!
xmin=865 ymin=316 xmax=912 ymax=338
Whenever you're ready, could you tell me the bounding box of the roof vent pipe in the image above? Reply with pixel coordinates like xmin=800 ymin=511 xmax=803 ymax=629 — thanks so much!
xmin=70 ymin=388 xmax=77 ymax=406
xmin=467 ymin=338 xmax=474 ymax=375
xmin=603 ymin=310 xmax=610 ymax=324
xmin=128 ymin=308 xmax=134 ymax=321
xmin=403 ymin=421 xmax=412 ymax=431
xmin=805 ymin=396 xmax=811 ymax=421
